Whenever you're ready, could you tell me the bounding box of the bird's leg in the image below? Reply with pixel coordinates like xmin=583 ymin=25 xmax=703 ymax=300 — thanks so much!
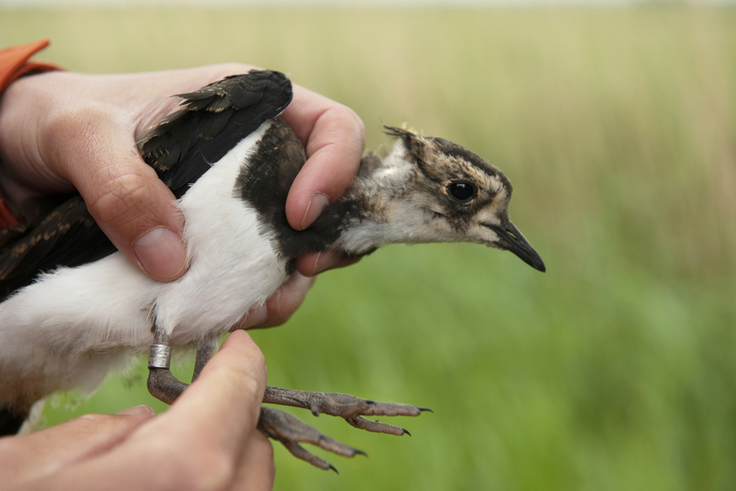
xmin=192 ymin=337 xmax=217 ymax=382
xmin=147 ymin=328 xmax=219 ymax=402
xmin=147 ymin=327 xmax=426 ymax=471
xmin=147 ymin=326 xmax=188 ymax=404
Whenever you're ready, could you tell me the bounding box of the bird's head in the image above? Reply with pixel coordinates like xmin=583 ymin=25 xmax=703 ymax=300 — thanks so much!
xmin=346 ymin=127 xmax=545 ymax=272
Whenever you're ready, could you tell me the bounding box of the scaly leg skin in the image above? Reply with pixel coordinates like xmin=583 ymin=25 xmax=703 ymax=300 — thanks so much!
xmin=258 ymin=388 xmax=432 ymax=472
xmin=258 ymin=407 xmax=366 ymax=472
xmin=147 ymin=327 xmax=188 ymax=405
xmin=192 ymin=339 xmax=216 ymax=382
xmin=146 ymin=327 xmax=431 ymax=471
xmin=147 ymin=327 xmax=217 ymax=404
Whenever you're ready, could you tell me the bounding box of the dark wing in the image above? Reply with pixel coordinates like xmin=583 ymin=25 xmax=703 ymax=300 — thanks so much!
xmin=0 ymin=196 xmax=114 ymax=301
xmin=138 ymin=70 xmax=293 ymax=198
xmin=0 ymin=70 xmax=293 ymax=301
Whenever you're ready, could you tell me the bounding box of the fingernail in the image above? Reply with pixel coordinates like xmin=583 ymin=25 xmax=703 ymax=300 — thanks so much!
xmin=117 ymin=405 xmax=154 ymax=416
xmin=310 ymin=251 xmax=341 ymax=275
xmin=134 ymin=228 xmax=187 ymax=280
xmin=242 ymin=305 xmax=268 ymax=329
xmin=300 ymin=193 xmax=330 ymax=230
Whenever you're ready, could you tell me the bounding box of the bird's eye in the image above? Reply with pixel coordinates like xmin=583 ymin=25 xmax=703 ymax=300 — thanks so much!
xmin=448 ymin=182 xmax=476 ymax=202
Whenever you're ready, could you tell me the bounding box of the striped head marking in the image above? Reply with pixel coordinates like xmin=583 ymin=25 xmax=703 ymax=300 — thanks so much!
xmin=383 ymin=126 xmax=545 ymax=271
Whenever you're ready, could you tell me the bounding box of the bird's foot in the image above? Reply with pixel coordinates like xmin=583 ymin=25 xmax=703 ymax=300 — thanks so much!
xmin=264 ymin=386 xmax=431 ymax=436
xmin=258 ymin=406 xmax=365 ymax=472
xmin=259 ymin=388 xmax=430 ymax=471
xmin=146 ymin=329 xmax=430 ymax=471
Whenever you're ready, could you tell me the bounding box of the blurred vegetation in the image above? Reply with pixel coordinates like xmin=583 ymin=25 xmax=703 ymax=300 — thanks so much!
xmin=2 ymin=4 xmax=736 ymax=490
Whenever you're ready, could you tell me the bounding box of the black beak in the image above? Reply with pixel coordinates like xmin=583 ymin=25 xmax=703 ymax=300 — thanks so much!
xmin=486 ymin=221 xmax=546 ymax=272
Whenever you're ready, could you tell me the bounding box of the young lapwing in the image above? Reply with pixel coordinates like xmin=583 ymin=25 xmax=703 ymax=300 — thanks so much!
xmin=0 ymin=70 xmax=544 ymax=470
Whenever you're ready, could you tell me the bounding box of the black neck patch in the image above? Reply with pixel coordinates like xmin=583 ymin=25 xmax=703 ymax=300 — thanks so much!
xmin=237 ymin=119 xmax=365 ymax=260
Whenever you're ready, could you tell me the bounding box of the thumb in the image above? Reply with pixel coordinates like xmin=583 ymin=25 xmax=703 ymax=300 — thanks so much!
xmin=45 ymin=104 xmax=188 ymax=281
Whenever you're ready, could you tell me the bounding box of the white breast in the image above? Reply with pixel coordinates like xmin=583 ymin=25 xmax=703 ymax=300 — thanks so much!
xmin=157 ymin=120 xmax=289 ymax=343
xmin=0 ymin=120 xmax=288 ymax=406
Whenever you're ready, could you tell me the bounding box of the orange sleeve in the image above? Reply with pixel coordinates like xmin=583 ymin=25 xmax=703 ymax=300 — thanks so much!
xmin=0 ymin=39 xmax=61 ymax=230
xmin=0 ymin=39 xmax=59 ymax=92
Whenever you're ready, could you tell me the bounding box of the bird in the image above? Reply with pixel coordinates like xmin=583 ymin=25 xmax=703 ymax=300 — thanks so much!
xmin=0 ymin=70 xmax=545 ymax=470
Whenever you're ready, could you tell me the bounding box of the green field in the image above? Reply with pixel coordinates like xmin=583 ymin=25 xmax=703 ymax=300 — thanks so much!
xmin=2 ymin=4 xmax=736 ymax=490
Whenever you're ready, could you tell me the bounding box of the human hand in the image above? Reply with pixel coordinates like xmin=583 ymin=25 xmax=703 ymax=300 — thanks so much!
xmin=0 ymin=64 xmax=365 ymax=328
xmin=0 ymin=331 xmax=273 ymax=491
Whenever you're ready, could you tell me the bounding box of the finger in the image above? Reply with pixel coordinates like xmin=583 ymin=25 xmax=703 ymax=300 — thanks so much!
xmin=156 ymin=331 xmax=267 ymax=456
xmin=236 ymin=271 xmax=314 ymax=330
xmin=40 ymin=103 xmax=187 ymax=281
xmin=294 ymin=250 xmax=363 ymax=277
xmin=247 ymin=272 xmax=315 ymax=329
xmin=231 ymin=431 xmax=275 ymax=491
xmin=281 ymin=85 xmax=365 ymax=231
xmin=33 ymin=334 xmax=266 ymax=490
xmin=0 ymin=406 xmax=154 ymax=485
xmin=132 ymin=63 xmax=261 ymax=142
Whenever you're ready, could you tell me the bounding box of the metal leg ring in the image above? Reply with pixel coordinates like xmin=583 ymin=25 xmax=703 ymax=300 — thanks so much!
xmin=149 ymin=344 xmax=172 ymax=369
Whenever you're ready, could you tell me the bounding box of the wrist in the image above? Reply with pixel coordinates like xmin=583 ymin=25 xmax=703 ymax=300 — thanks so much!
xmin=0 ymin=40 xmax=61 ymax=231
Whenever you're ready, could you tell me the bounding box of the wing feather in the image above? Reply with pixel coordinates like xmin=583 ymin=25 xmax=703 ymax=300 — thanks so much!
xmin=138 ymin=70 xmax=293 ymax=198
xmin=0 ymin=70 xmax=293 ymax=300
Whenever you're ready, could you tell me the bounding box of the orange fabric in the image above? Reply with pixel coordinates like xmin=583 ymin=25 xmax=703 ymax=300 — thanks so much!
xmin=0 ymin=39 xmax=59 ymax=92
xmin=0 ymin=39 xmax=60 ymax=229
xmin=0 ymin=200 xmax=20 ymax=229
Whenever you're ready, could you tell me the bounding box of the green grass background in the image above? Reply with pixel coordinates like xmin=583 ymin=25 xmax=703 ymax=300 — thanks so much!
xmin=2 ymin=4 xmax=736 ymax=490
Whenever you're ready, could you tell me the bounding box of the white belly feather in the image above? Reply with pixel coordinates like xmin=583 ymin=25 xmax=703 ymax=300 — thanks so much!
xmin=0 ymin=121 xmax=288 ymax=406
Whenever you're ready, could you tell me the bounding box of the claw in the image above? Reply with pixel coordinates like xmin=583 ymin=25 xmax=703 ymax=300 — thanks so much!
xmin=280 ymin=440 xmax=335 ymax=472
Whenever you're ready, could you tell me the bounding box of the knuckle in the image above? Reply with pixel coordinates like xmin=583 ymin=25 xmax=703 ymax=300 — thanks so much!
xmin=88 ymin=172 xmax=154 ymax=229
xmin=338 ymin=105 xmax=366 ymax=140
xmin=346 ymin=106 xmax=366 ymax=136
xmin=330 ymin=105 xmax=366 ymax=158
